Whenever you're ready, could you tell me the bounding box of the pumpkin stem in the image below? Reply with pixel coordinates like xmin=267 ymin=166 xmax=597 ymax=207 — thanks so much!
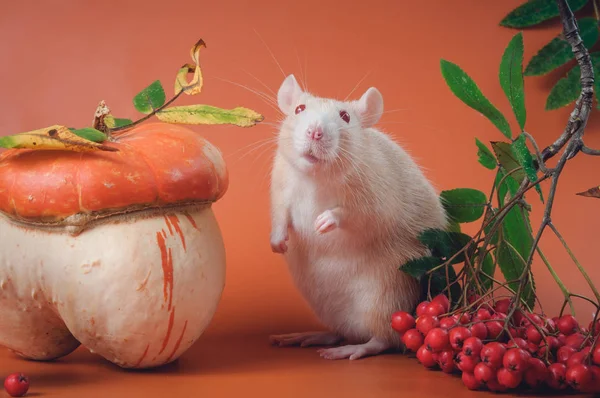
xmin=93 ymin=100 xmax=112 ymax=138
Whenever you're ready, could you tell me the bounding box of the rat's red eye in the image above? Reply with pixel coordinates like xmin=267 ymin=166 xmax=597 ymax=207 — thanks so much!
xmin=339 ymin=110 xmax=350 ymax=123
xmin=295 ymin=104 xmax=306 ymax=114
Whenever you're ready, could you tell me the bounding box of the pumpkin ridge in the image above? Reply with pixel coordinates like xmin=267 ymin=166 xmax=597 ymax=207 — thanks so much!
xmin=115 ymin=141 xmax=161 ymax=205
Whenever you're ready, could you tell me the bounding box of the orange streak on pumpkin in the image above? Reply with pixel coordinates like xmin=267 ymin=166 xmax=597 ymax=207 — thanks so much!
xmin=156 ymin=231 xmax=174 ymax=309
xmin=167 ymin=214 xmax=186 ymax=251
xmin=164 ymin=215 xmax=174 ymax=235
xmin=158 ymin=308 xmax=176 ymax=355
xmin=184 ymin=212 xmax=200 ymax=231
xmin=133 ymin=344 xmax=150 ymax=367
xmin=165 ymin=320 xmax=188 ymax=362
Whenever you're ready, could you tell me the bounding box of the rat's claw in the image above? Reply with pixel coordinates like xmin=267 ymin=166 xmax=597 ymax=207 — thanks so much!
xmin=315 ymin=210 xmax=339 ymax=234
xmin=270 ymin=230 xmax=289 ymax=253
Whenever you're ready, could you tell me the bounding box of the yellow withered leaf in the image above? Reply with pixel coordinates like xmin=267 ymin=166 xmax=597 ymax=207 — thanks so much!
xmin=156 ymin=105 xmax=264 ymax=128
xmin=174 ymin=39 xmax=206 ymax=96
xmin=0 ymin=125 xmax=118 ymax=152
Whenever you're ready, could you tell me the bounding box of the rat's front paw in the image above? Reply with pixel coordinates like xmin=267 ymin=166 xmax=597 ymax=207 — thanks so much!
xmin=270 ymin=230 xmax=289 ymax=254
xmin=315 ymin=209 xmax=340 ymax=234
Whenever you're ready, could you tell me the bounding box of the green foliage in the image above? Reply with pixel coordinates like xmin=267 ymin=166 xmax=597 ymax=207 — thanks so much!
xmin=525 ymin=17 xmax=599 ymax=76
xmin=68 ymin=127 xmax=108 ymax=143
xmin=133 ymin=80 xmax=167 ymax=114
xmin=500 ymin=0 xmax=589 ymax=28
xmin=500 ymin=1 xmax=600 ymax=112
xmin=499 ymin=32 xmax=527 ymax=130
xmin=440 ymin=60 xmax=512 ymax=139
xmin=497 ymin=241 xmax=536 ymax=307
xmin=475 ymin=138 xmax=497 ymax=170
xmin=440 ymin=188 xmax=488 ymax=223
xmin=418 ymin=229 xmax=474 ymax=264
xmin=513 ymin=134 xmax=544 ymax=202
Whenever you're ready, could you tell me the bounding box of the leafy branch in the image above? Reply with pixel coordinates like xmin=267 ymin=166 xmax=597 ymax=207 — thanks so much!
xmin=0 ymin=38 xmax=264 ymax=153
xmin=400 ymin=0 xmax=600 ymax=329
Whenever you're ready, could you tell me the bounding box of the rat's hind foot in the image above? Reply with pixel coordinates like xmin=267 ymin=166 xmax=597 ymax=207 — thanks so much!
xmin=317 ymin=337 xmax=390 ymax=360
xmin=269 ymin=331 xmax=342 ymax=347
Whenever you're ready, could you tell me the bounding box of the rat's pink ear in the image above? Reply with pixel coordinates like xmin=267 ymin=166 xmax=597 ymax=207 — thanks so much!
xmin=356 ymin=87 xmax=384 ymax=128
xmin=277 ymin=74 xmax=303 ymax=115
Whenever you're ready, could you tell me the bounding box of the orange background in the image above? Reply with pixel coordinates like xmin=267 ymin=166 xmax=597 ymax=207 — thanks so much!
xmin=1 ymin=0 xmax=600 ymax=396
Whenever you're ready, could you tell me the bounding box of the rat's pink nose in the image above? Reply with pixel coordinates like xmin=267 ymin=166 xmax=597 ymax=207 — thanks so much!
xmin=307 ymin=126 xmax=323 ymax=141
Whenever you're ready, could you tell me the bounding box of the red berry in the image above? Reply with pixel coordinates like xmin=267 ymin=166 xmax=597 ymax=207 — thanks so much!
xmin=548 ymin=363 xmax=567 ymax=390
xmin=557 ymin=314 xmax=579 ymax=336
xmin=462 ymin=337 xmax=484 ymax=358
xmin=486 ymin=321 xmax=504 ymax=340
xmin=391 ymin=311 xmax=416 ymax=334
xmin=565 ymin=333 xmax=586 ymax=349
xmin=425 ymin=328 xmax=450 ymax=352
xmin=593 ymin=345 xmax=600 ymax=366
xmin=416 ymin=345 xmax=437 ymax=368
xmin=494 ymin=299 xmax=510 ymax=314
xmin=521 ymin=313 xmax=543 ymax=327
xmin=508 ymin=327 xmax=524 ymax=339
xmin=461 ymin=372 xmax=482 ymax=390
xmin=497 ymin=367 xmax=522 ymax=389
xmin=457 ymin=312 xmax=471 ymax=325
xmin=557 ymin=345 xmax=577 ymax=364
xmin=402 ymin=329 xmax=424 ymax=352
xmin=469 ymin=322 xmax=488 ymax=340
xmin=456 ymin=352 xmax=479 ymax=373
xmin=449 ymin=327 xmax=471 ymax=351
xmin=586 ymin=366 xmax=600 ymax=393
xmin=425 ymin=302 xmax=446 ymax=318
xmin=557 ymin=333 xmax=566 ymax=346
xmin=546 ymin=336 xmax=561 ymax=352
xmin=474 ymin=362 xmax=495 ymax=384
xmin=475 ymin=308 xmax=491 ymax=321
xmin=480 ymin=342 xmax=506 ymax=370
xmin=431 ymin=294 xmax=450 ymax=312
xmin=566 ymin=364 xmax=593 ymax=391
xmin=544 ymin=317 xmax=557 ymax=334
xmin=416 ymin=301 xmax=429 ymax=317
xmin=416 ymin=315 xmax=439 ymax=336
xmin=439 ymin=317 xmax=457 ymax=330
xmin=503 ymin=348 xmax=531 ymax=373
xmin=567 ymin=351 xmax=587 ymax=368
xmin=467 ymin=293 xmax=480 ymax=304
xmin=437 ymin=349 xmax=455 ymax=373
xmin=524 ymin=358 xmax=548 ymax=389
xmin=526 ymin=342 xmax=538 ymax=356
xmin=507 ymin=337 xmax=528 ymax=350
xmin=3 ymin=373 xmax=29 ymax=398
xmin=525 ymin=325 xmax=542 ymax=345
xmin=486 ymin=378 xmax=508 ymax=392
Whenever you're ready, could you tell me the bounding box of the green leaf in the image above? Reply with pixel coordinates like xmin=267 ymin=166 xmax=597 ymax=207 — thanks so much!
xmin=440 ymin=59 xmax=512 ymax=139
xmin=496 ymin=240 xmax=535 ymax=308
xmin=400 ymin=256 xmax=442 ymax=278
xmin=418 ymin=229 xmax=473 ymax=264
xmin=499 ymin=32 xmax=527 ymax=130
xmin=513 ymin=133 xmax=544 ymax=202
xmin=491 ymin=141 xmax=527 ymax=184
xmin=429 ymin=266 xmax=462 ymax=305
xmin=133 ymin=80 xmax=166 ymax=114
xmin=156 ymin=105 xmax=264 ymax=128
xmin=68 ymin=127 xmax=108 ymax=143
xmin=476 ymin=138 xmax=497 ymax=170
xmin=500 ymin=0 xmax=589 ymax=28
xmin=483 ymin=207 xmax=501 ymax=247
xmin=546 ymin=52 xmax=600 ymax=110
xmin=440 ymin=188 xmax=488 ymax=223
xmin=480 ymin=249 xmax=496 ymax=291
xmin=525 ymin=17 xmax=599 ymax=76
xmin=104 ymin=115 xmax=133 ymax=129
xmin=446 ymin=220 xmax=462 ymax=233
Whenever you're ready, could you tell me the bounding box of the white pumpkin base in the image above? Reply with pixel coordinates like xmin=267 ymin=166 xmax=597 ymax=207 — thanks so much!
xmin=0 ymin=206 xmax=226 ymax=369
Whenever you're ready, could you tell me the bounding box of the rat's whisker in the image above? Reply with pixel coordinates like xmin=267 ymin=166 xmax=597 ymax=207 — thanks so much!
xmin=253 ymin=28 xmax=287 ymax=79
xmin=210 ymin=76 xmax=282 ymax=116
xmin=241 ymin=68 xmax=277 ymax=97
xmin=294 ymin=49 xmax=308 ymax=92
xmin=344 ymin=70 xmax=372 ymax=101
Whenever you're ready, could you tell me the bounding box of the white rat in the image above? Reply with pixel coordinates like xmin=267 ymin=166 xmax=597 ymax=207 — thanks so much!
xmin=268 ymin=74 xmax=448 ymax=360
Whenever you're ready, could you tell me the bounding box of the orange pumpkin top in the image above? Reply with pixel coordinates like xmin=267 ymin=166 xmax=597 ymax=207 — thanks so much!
xmin=0 ymin=122 xmax=228 ymax=225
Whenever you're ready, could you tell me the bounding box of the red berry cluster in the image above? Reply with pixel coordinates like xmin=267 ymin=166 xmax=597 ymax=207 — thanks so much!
xmin=391 ymin=294 xmax=600 ymax=393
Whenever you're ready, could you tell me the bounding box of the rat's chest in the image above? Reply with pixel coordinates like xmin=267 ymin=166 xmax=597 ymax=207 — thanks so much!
xmin=287 ymin=183 xmax=343 ymax=235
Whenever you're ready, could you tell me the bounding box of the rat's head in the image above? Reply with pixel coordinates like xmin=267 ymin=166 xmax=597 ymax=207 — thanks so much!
xmin=276 ymin=74 xmax=383 ymax=174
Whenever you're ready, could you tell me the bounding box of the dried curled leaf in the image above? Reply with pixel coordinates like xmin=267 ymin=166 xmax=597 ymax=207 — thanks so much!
xmin=0 ymin=125 xmax=117 ymax=152
xmin=576 ymin=186 xmax=600 ymax=198
xmin=174 ymin=39 xmax=206 ymax=96
xmin=156 ymin=105 xmax=264 ymax=127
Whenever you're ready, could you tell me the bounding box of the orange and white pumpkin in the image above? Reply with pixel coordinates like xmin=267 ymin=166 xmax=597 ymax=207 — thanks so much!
xmin=0 ymin=122 xmax=228 ymax=368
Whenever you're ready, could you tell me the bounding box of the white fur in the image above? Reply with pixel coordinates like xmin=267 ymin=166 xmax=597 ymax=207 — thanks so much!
xmin=270 ymin=74 xmax=448 ymax=351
